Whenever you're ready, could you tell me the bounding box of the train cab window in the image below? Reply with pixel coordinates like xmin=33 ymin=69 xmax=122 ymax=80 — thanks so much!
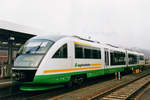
xmin=52 ymin=44 xmax=67 ymax=58
xmin=75 ymin=46 xmax=83 ymax=58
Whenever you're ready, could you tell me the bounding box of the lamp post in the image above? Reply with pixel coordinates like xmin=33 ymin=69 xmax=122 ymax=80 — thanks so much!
xmin=8 ymin=36 xmax=15 ymax=77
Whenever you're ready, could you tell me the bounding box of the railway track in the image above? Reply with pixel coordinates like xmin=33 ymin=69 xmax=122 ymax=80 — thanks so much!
xmin=89 ymin=73 xmax=150 ymax=100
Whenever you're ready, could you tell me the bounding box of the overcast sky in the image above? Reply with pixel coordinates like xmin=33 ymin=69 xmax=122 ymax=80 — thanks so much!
xmin=0 ymin=0 xmax=150 ymax=50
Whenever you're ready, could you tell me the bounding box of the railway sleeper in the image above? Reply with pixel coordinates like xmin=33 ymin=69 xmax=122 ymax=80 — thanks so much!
xmin=99 ymin=75 xmax=150 ymax=100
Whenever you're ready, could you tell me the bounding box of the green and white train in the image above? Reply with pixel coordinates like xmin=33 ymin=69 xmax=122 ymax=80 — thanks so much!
xmin=12 ymin=35 xmax=145 ymax=91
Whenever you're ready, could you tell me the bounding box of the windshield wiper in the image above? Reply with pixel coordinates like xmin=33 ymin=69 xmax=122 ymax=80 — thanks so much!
xmin=26 ymin=43 xmax=42 ymax=54
xmin=26 ymin=46 xmax=40 ymax=54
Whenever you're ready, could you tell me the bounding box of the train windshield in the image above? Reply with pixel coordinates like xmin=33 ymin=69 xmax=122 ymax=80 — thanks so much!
xmin=14 ymin=39 xmax=54 ymax=67
xmin=19 ymin=39 xmax=53 ymax=54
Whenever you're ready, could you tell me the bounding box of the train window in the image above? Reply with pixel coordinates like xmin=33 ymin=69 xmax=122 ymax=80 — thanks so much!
xmin=75 ymin=46 xmax=83 ymax=58
xmin=140 ymin=56 xmax=144 ymax=60
xmin=75 ymin=44 xmax=101 ymax=59
xmin=110 ymin=51 xmax=125 ymax=65
xmin=92 ymin=49 xmax=101 ymax=59
xmin=84 ymin=48 xmax=92 ymax=58
xmin=128 ymin=54 xmax=137 ymax=64
xmin=19 ymin=39 xmax=54 ymax=54
xmin=52 ymin=44 xmax=67 ymax=58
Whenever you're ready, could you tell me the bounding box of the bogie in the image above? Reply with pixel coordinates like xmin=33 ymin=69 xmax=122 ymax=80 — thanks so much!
xmin=66 ymin=74 xmax=87 ymax=88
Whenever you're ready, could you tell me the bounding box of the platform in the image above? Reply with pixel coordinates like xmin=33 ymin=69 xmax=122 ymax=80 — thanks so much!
xmin=0 ymin=78 xmax=12 ymax=88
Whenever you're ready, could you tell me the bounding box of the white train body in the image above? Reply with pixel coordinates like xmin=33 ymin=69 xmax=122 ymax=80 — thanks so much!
xmin=12 ymin=35 xmax=145 ymax=91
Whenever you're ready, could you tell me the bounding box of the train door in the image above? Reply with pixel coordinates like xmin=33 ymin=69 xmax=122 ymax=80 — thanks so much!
xmin=68 ymin=41 xmax=74 ymax=67
xmin=125 ymin=51 xmax=128 ymax=66
xmin=104 ymin=48 xmax=110 ymax=73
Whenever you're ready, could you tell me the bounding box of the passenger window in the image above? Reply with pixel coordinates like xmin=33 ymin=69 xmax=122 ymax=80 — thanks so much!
xmin=128 ymin=54 xmax=137 ymax=64
xmin=84 ymin=48 xmax=91 ymax=58
xmin=110 ymin=51 xmax=125 ymax=65
xmin=75 ymin=44 xmax=101 ymax=59
xmin=75 ymin=46 xmax=83 ymax=58
xmin=92 ymin=49 xmax=101 ymax=59
xmin=53 ymin=44 xmax=67 ymax=58
xmin=140 ymin=56 xmax=144 ymax=60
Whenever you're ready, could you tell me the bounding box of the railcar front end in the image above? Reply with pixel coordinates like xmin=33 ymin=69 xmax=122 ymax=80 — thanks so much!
xmin=12 ymin=37 xmax=64 ymax=91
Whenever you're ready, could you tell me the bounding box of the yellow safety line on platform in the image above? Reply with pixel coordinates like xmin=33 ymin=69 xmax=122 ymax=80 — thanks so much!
xmin=44 ymin=66 xmax=101 ymax=74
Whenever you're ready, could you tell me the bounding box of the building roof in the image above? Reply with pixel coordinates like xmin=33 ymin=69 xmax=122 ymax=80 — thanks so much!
xmin=0 ymin=20 xmax=39 ymax=50
xmin=31 ymin=35 xmax=67 ymax=42
xmin=0 ymin=20 xmax=46 ymax=35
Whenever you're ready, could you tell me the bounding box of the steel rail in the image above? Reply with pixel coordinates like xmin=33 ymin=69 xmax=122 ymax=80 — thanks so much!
xmin=89 ymin=72 xmax=150 ymax=100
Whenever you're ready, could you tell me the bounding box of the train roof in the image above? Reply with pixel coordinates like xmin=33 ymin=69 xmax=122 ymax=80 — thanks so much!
xmin=72 ymin=36 xmax=126 ymax=52
xmin=127 ymin=50 xmax=141 ymax=55
xmin=138 ymin=53 xmax=144 ymax=56
xmin=29 ymin=35 xmax=67 ymax=42
xmin=104 ymin=44 xmax=126 ymax=52
xmin=29 ymin=35 xmax=145 ymax=56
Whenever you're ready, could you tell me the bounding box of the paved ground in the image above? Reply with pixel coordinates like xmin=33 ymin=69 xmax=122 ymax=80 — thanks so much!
xmin=0 ymin=78 xmax=11 ymax=82
xmin=0 ymin=78 xmax=11 ymax=88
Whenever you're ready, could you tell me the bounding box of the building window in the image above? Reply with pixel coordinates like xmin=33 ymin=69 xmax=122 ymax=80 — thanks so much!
xmin=52 ymin=44 xmax=67 ymax=58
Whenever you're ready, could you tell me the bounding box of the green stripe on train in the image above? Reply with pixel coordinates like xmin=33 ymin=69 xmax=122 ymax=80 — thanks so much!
xmin=33 ymin=67 xmax=124 ymax=84
xmin=126 ymin=65 xmax=143 ymax=70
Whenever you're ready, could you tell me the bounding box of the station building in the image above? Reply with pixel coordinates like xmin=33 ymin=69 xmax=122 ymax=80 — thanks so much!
xmin=0 ymin=20 xmax=45 ymax=78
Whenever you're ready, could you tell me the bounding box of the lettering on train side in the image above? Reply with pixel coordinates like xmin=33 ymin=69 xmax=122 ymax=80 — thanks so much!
xmin=75 ymin=63 xmax=90 ymax=67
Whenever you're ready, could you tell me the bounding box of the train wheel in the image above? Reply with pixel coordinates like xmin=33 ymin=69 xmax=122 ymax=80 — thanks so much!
xmin=66 ymin=79 xmax=73 ymax=88
xmin=72 ymin=74 xmax=86 ymax=87
xmin=65 ymin=74 xmax=86 ymax=88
